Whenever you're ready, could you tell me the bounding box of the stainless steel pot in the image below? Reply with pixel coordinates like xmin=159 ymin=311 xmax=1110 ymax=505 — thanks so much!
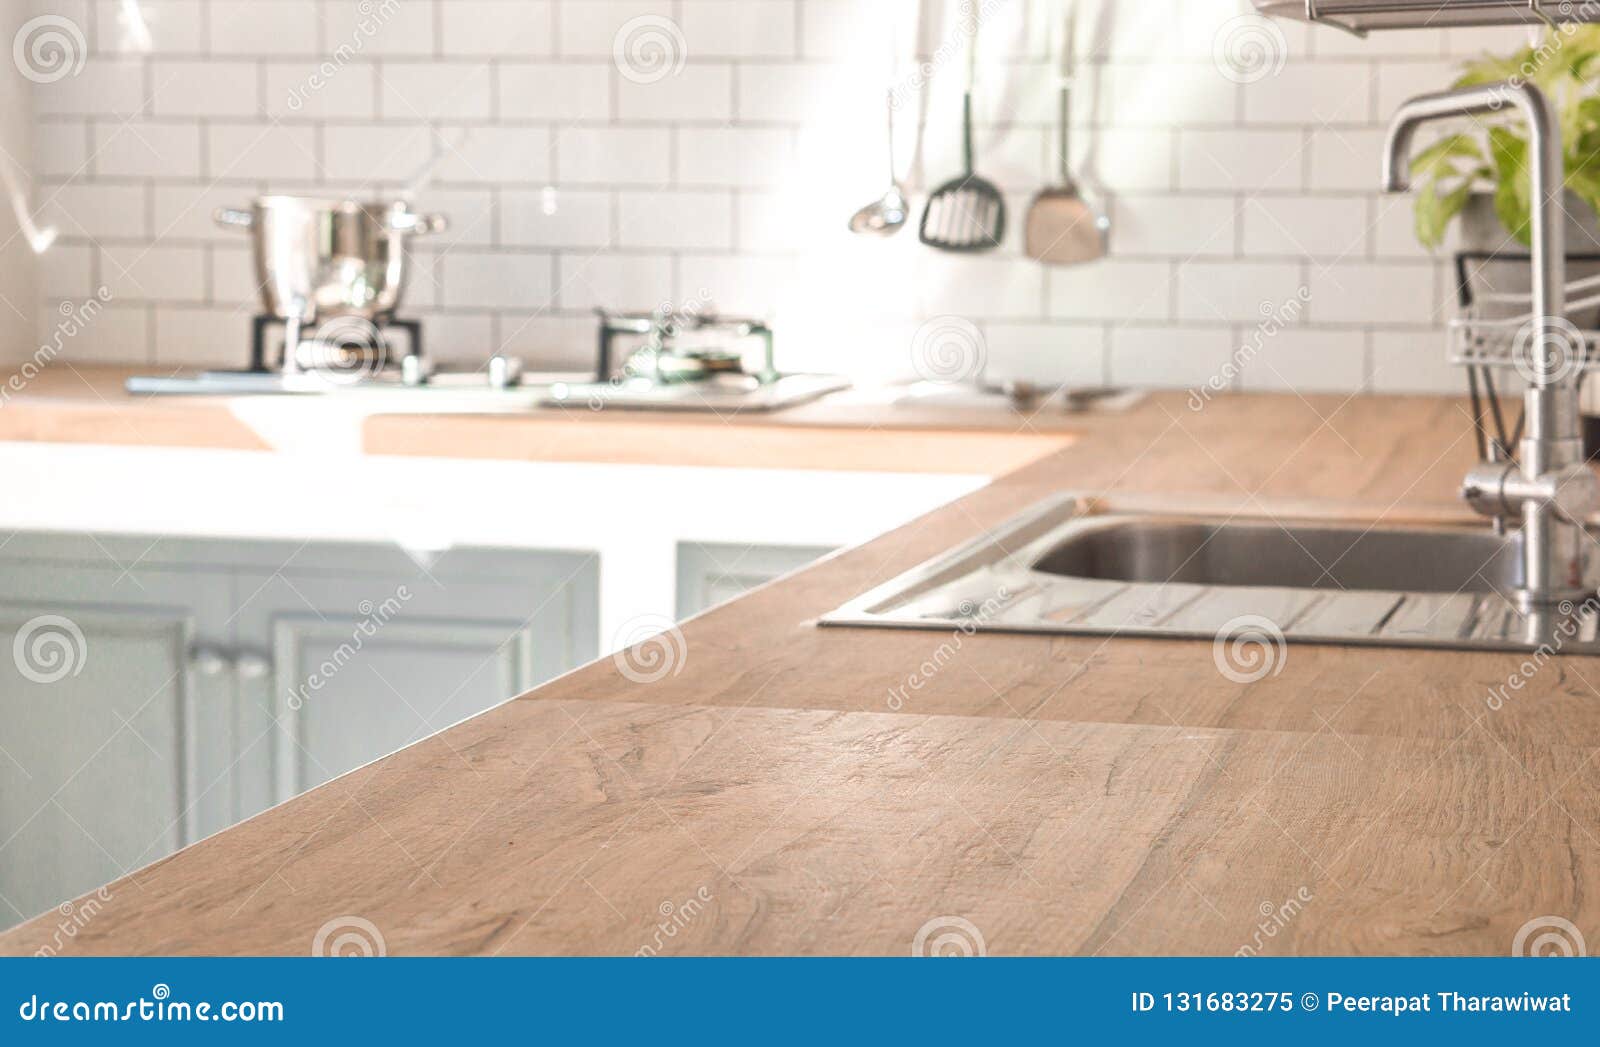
xmin=214 ymin=196 xmax=446 ymax=323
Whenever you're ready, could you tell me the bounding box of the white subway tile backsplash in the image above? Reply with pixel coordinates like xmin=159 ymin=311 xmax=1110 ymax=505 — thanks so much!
xmin=1306 ymin=127 xmax=1386 ymax=191
xmin=1109 ymin=325 xmax=1234 ymax=389
xmin=1243 ymin=62 xmax=1370 ymax=125
xmin=32 ymin=60 xmax=145 ymax=116
xmin=55 ymin=304 xmax=151 ymax=363
xmin=153 ymin=307 xmax=254 ymax=367
xmin=441 ymin=2 xmax=556 ymax=57
xmin=209 ymin=1 xmax=320 ymax=56
xmin=207 ymin=124 xmax=318 ymax=182
xmin=503 ymin=188 xmax=613 ymax=247
xmin=413 ymin=189 xmax=495 ymax=247
xmin=154 ymin=184 xmax=255 ymax=243
xmin=1178 ymin=262 xmax=1305 ymax=323
xmin=441 ymin=251 xmax=554 ymax=309
xmin=209 ymin=245 xmax=259 ymax=308
xmin=322 ymin=124 xmax=433 ymax=183
xmin=41 ymin=183 xmax=149 ymax=240
xmin=1178 ymin=129 xmax=1304 ymax=192
xmin=555 ymin=127 xmax=671 ymax=185
xmin=918 ymin=255 xmax=1045 ymax=320
xmin=499 ymin=64 xmax=612 ymax=120
xmin=32 ymin=122 xmax=89 ymax=180
xmin=1113 ymin=195 xmax=1235 ymax=257
xmin=738 ymin=63 xmax=847 ymax=122
xmin=1370 ymin=328 xmax=1460 ymax=393
xmin=1102 ymin=63 xmax=1238 ymax=128
xmin=1048 ymin=260 xmax=1171 ymax=323
xmin=557 ymin=254 xmax=674 ymax=311
xmin=561 ymin=2 xmax=677 ymax=57
xmin=265 ymin=61 xmax=377 ymax=119
xmin=151 ymin=60 xmax=259 ymax=117
xmin=37 ymin=245 xmax=95 ymax=300
xmin=323 ymin=0 xmax=437 ymax=56
xmin=1374 ymin=61 xmax=1459 ymax=120
xmin=433 ymin=126 xmax=553 ymax=183
xmin=1242 ymin=196 xmax=1368 ymax=258
xmin=618 ymin=190 xmax=732 ymax=249
xmin=1090 ymin=130 xmax=1175 ymax=192
xmin=675 ymin=128 xmax=795 ymax=187
xmin=682 ymin=1 xmax=797 ymax=58
xmin=617 ymin=64 xmax=733 ymax=121
xmin=93 ymin=121 xmax=201 ymax=179
xmin=1310 ymin=262 xmax=1436 ymax=325
xmin=153 ymin=307 xmax=252 ymax=365
xmin=1240 ymin=329 xmax=1365 ymax=392
xmin=94 ymin=0 xmax=204 ymax=55
xmin=380 ymin=63 xmax=494 ymax=121
xmin=983 ymin=322 xmax=1107 ymax=387
xmin=101 ymin=244 xmax=206 ymax=302
xmin=10 ymin=0 xmax=1512 ymax=394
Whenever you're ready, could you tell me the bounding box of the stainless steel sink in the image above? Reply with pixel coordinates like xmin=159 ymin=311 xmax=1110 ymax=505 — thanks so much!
xmin=821 ymin=493 xmax=1600 ymax=653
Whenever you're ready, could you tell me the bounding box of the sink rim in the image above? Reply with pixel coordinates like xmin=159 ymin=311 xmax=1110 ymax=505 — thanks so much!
xmin=819 ymin=491 xmax=1600 ymax=655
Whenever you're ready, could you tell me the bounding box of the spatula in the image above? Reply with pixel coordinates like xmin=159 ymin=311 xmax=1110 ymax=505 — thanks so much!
xmin=1026 ymin=2 xmax=1108 ymax=264
xmin=919 ymin=3 xmax=1004 ymax=253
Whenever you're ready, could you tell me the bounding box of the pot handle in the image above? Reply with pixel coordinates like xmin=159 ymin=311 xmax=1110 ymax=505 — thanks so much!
xmin=389 ymin=211 xmax=448 ymax=236
xmin=213 ymin=207 xmax=255 ymax=230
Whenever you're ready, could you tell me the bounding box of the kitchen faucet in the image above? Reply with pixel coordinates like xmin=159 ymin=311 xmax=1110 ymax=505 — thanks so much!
xmin=1383 ymin=81 xmax=1600 ymax=607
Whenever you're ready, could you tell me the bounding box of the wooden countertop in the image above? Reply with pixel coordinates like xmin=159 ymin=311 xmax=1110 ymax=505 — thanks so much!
xmin=3 ymin=375 xmax=1597 ymax=956
xmin=0 ymin=365 xmax=1078 ymax=474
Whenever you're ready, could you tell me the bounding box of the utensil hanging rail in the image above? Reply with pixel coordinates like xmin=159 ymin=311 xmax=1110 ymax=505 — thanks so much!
xmin=1254 ymin=1 xmax=1590 ymax=35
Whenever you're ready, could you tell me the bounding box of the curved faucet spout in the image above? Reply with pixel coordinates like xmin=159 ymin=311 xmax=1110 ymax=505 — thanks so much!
xmin=1382 ymin=81 xmax=1563 ymax=324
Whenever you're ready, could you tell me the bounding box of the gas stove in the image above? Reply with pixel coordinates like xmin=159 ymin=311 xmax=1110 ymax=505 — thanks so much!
xmin=530 ymin=308 xmax=848 ymax=411
xmin=127 ymin=308 xmax=849 ymax=413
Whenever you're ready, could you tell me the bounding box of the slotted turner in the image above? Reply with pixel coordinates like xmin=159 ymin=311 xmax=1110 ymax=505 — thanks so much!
xmin=919 ymin=4 xmax=1004 ymax=252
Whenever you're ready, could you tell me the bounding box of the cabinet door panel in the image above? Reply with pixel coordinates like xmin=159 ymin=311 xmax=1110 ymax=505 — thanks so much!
xmin=232 ymin=549 xmax=597 ymax=804
xmin=271 ymin=616 xmax=532 ymax=795
xmin=0 ymin=594 xmax=200 ymax=926
xmin=675 ymin=542 xmax=835 ymax=620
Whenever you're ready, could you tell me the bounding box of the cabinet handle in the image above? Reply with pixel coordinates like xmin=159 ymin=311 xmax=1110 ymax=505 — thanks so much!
xmin=234 ymin=652 xmax=271 ymax=681
xmin=189 ymin=645 xmax=231 ymax=677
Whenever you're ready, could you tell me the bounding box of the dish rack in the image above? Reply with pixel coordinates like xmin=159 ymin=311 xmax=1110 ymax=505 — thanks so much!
xmin=1450 ymin=253 xmax=1600 ymax=464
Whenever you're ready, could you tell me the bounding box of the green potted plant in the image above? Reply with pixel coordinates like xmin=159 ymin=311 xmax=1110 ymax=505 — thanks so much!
xmin=1411 ymin=26 xmax=1600 ymax=254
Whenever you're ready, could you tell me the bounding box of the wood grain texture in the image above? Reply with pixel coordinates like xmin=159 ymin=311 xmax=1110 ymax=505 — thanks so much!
xmin=3 ymin=385 xmax=1598 ymax=956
